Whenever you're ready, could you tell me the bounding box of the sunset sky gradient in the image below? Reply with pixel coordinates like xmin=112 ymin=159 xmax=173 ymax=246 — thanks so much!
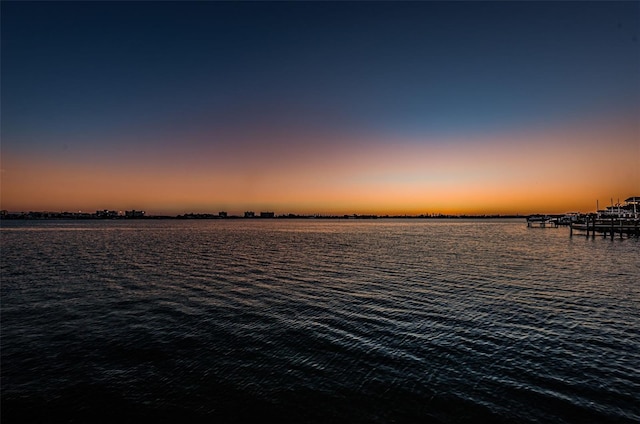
xmin=2 ymin=1 xmax=638 ymax=215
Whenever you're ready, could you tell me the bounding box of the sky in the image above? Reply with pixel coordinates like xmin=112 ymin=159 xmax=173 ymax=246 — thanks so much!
xmin=1 ymin=1 xmax=639 ymax=216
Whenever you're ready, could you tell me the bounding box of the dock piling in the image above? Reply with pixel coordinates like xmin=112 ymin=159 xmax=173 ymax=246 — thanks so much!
xmin=611 ymin=217 xmax=614 ymax=240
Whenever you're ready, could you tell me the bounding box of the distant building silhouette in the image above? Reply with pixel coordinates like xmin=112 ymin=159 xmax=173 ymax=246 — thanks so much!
xmin=96 ymin=210 xmax=119 ymax=219
xmin=125 ymin=210 xmax=145 ymax=218
xmin=260 ymin=211 xmax=275 ymax=218
xmin=219 ymin=211 xmax=227 ymax=218
xmin=244 ymin=211 xmax=255 ymax=218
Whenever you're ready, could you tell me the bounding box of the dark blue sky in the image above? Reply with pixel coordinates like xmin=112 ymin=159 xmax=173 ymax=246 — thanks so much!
xmin=3 ymin=1 xmax=638 ymax=146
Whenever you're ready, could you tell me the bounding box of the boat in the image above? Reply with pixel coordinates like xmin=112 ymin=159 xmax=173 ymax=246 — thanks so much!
xmin=597 ymin=196 xmax=640 ymax=220
xmin=556 ymin=212 xmax=583 ymax=226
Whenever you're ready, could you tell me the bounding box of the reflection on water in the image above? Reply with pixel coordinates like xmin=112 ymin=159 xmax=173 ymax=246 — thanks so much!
xmin=1 ymin=219 xmax=639 ymax=423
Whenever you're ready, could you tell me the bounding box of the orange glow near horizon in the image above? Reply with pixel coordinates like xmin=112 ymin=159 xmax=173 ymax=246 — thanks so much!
xmin=2 ymin=114 xmax=638 ymax=216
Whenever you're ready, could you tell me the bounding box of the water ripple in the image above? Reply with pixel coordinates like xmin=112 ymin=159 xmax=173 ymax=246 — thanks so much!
xmin=1 ymin=219 xmax=639 ymax=423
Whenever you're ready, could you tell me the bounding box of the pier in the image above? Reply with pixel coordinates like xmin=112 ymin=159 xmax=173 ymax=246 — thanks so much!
xmin=526 ymin=216 xmax=558 ymax=228
xmin=570 ymin=216 xmax=640 ymax=239
xmin=527 ymin=196 xmax=640 ymax=239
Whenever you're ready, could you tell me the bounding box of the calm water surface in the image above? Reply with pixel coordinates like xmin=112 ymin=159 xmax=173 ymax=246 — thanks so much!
xmin=1 ymin=219 xmax=639 ymax=423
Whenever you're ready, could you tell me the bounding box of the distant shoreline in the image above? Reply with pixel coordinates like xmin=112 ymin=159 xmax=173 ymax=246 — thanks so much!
xmin=0 ymin=211 xmax=541 ymax=221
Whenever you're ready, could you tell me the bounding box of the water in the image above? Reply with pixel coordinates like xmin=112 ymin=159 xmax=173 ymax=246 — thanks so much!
xmin=1 ymin=219 xmax=638 ymax=423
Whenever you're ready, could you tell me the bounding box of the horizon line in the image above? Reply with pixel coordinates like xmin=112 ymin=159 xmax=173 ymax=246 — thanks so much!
xmin=1 ymin=209 xmax=589 ymax=220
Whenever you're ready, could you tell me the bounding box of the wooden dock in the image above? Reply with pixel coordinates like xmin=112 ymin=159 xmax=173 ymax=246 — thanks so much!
xmin=570 ymin=216 xmax=640 ymax=239
xmin=526 ymin=216 xmax=558 ymax=228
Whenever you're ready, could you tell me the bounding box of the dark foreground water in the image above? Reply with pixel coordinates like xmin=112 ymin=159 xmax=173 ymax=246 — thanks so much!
xmin=1 ymin=219 xmax=638 ymax=423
